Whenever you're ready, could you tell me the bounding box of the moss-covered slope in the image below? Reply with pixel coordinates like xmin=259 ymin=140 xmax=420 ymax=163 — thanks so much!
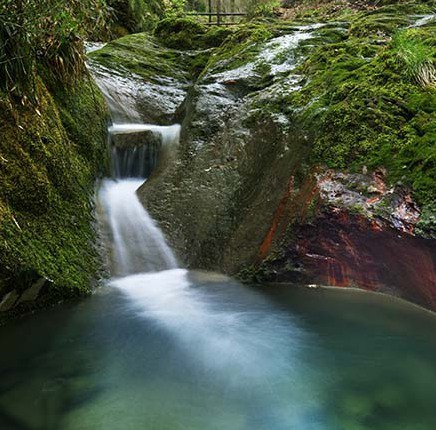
xmin=0 ymin=76 xmax=108 ymax=321
xmin=284 ymin=3 xmax=436 ymax=220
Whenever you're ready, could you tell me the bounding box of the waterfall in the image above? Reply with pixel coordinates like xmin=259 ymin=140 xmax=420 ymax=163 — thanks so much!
xmin=99 ymin=179 xmax=177 ymax=276
xmin=93 ymin=66 xmax=180 ymax=275
xmin=98 ymin=120 xmax=179 ymax=274
xmin=109 ymin=123 xmax=181 ymax=179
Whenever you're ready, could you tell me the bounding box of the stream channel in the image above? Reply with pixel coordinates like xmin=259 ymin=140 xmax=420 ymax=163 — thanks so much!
xmin=0 ymin=40 xmax=435 ymax=430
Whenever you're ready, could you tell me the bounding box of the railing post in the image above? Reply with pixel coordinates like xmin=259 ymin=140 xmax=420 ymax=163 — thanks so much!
xmin=217 ymin=0 xmax=221 ymax=26
xmin=208 ymin=0 xmax=212 ymax=23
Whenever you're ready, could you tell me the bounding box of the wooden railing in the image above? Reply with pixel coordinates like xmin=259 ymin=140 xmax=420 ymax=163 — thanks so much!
xmin=187 ymin=3 xmax=247 ymax=25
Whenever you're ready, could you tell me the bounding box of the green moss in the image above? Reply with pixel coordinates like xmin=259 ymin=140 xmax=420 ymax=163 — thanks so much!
xmin=89 ymin=25 xmax=266 ymax=83
xmin=416 ymin=201 xmax=436 ymax=237
xmin=154 ymin=17 xmax=207 ymax=50
xmin=201 ymin=24 xmax=274 ymax=76
xmin=89 ymin=33 xmax=189 ymax=82
xmin=200 ymin=26 xmax=235 ymax=48
xmin=0 ymin=73 xmax=108 ymax=319
xmin=277 ymin=4 xmax=436 ymax=212
xmin=108 ymin=0 xmax=164 ymax=33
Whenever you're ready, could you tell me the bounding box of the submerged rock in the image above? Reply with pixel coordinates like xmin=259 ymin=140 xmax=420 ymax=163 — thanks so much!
xmin=0 ymin=291 xmax=19 ymax=312
xmin=0 ymin=269 xmax=55 ymax=316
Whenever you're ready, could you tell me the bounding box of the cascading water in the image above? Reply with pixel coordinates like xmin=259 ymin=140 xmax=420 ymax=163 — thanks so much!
xmin=93 ymin=65 xmax=181 ymax=275
xmin=98 ymin=122 xmax=180 ymax=275
xmin=99 ymin=179 xmax=177 ymax=276
xmin=110 ymin=123 xmax=180 ymax=179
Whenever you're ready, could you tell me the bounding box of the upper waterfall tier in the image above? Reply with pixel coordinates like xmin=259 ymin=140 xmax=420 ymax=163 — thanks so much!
xmin=108 ymin=124 xmax=181 ymax=179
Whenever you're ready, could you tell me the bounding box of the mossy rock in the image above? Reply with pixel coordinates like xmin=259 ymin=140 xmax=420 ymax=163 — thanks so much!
xmin=89 ymin=33 xmax=189 ymax=82
xmin=154 ymin=17 xmax=207 ymax=50
xmin=276 ymin=5 xmax=436 ymax=218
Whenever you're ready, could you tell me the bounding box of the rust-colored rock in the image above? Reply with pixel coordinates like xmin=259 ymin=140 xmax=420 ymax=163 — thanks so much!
xmin=256 ymin=169 xmax=436 ymax=311
xmin=298 ymin=211 xmax=435 ymax=310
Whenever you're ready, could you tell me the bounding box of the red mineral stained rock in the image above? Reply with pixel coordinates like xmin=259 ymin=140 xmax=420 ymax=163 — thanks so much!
xmin=259 ymin=176 xmax=295 ymax=258
xmin=296 ymin=211 xmax=436 ymax=310
xmin=257 ymin=168 xmax=436 ymax=311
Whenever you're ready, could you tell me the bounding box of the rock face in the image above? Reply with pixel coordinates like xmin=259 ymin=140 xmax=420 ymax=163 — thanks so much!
xmin=138 ymin=23 xmax=330 ymax=272
xmin=285 ymin=214 xmax=435 ymax=309
xmin=88 ymin=33 xmax=190 ymax=124
xmin=93 ymin=2 xmax=435 ymax=311
xmin=251 ymin=170 xmax=436 ymax=310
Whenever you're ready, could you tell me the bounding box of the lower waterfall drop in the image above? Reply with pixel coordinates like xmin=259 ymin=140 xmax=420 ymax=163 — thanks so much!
xmin=99 ymin=179 xmax=177 ymax=276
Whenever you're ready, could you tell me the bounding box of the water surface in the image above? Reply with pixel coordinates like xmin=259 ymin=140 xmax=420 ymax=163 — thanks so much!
xmin=0 ymin=271 xmax=435 ymax=430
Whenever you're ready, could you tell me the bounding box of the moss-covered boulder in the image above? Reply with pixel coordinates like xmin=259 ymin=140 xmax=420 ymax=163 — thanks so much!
xmin=88 ymin=33 xmax=190 ymax=124
xmin=139 ymin=22 xmax=329 ymax=271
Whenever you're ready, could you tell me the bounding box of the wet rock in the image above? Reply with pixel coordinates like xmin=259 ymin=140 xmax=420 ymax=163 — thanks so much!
xmin=0 ymin=291 xmax=19 ymax=312
xmin=139 ymin=24 xmax=325 ymax=273
xmin=18 ymin=277 xmax=50 ymax=304
xmin=0 ymin=270 xmax=53 ymax=316
xmin=316 ymin=170 xmax=422 ymax=235
xmin=88 ymin=34 xmax=190 ymax=124
xmin=252 ymin=169 xmax=436 ymax=311
xmin=262 ymin=209 xmax=436 ymax=311
xmin=97 ymin=12 xmax=435 ymax=311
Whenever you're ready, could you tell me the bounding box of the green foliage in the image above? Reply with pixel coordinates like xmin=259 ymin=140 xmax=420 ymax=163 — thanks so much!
xmin=108 ymin=0 xmax=163 ymax=33
xmin=108 ymin=0 xmax=190 ymax=34
xmin=163 ymin=0 xmax=188 ymax=18
xmin=0 ymin=0 xmax=110 ymax=101
xmin=247 ymin=0 xmax=281 ymax=18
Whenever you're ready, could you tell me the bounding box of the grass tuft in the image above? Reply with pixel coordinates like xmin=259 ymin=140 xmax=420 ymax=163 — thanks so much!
xmin=393 ymin=29 xmax=436 ymax=88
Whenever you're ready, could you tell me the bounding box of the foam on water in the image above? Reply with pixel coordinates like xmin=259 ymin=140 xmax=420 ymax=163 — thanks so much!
xmin=111 ymin=269 xmax=307 ymax=383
